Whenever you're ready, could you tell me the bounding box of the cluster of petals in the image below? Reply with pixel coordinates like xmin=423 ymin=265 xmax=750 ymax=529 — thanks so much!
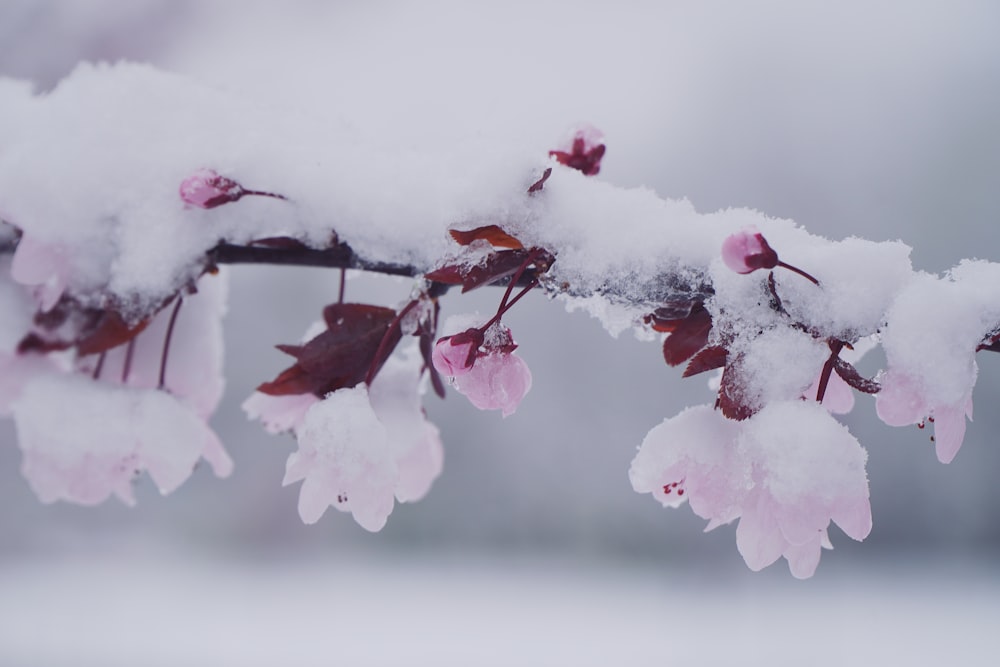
xmin=432 ymin=323 xmax=532 ymax=418
xmin=275 ymin=351 xmax=444 ymax=531
xmin=630 ymin=401 xmax=871 ymax=578
xmin=2 ymin=266 xmax=232 ymax=504
xmin=721 ymin=226 xmax=779 ymax=275
xmin=876 ymin=370 xmax=973 ymax=464
xmin=11 ymin=373 xmax=232 ymax=506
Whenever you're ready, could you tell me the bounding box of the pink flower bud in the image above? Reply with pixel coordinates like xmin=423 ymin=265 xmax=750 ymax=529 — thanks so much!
xmin=179 ymin=169 xmax=244 ymax=209
xmin=431 ymin=328 xmax=483 ymax=377
xmin=453 ymin=351 xmax=532 ymax=417
xmin=549 ymin=124 xmax=606 ymax=176
xmin=721 ymin=227 xmax=779 ymax=274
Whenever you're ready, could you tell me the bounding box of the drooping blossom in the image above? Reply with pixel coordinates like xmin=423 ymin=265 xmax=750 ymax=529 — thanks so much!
xmin=736 ymin=402 xmax=871 ymax=579
xmin=434 ymin=320 xmax=532 ymax=418
xmin=281 ymin=349 xmax=444 ymax=529
xmin=631 ymin=401 xmax=871 ymax=578
xmin=876 ymin=370 xmax=973 ymax=464
xmin=11 ymin=373 xmax=232 ymax=506
xmin=284 ymin=386 xmax=397 ymax=530
xmin=629 ymin=405 xmax=749 ymax=530
xmin=453 ymin=351 xmax=532 ymax=418
xmin=721 ymin=226 xmax=779 ymax=275
xmin=549 ymin=124 xmax=606 ymax=176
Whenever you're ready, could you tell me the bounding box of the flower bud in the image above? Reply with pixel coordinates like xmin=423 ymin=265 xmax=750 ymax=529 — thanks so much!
xmin=721 ymin=227 xmax=779 ymax=274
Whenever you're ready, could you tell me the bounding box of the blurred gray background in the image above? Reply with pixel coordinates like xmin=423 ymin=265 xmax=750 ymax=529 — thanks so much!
xmin=0 ymin=4 xmax=999 ymax=662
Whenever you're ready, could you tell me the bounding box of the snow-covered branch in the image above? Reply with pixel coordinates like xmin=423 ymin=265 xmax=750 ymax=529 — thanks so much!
xmin=2 ymin=62 xmax=999 ymax=579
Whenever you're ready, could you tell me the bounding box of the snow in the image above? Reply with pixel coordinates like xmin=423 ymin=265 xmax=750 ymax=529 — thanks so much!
xmin=0 ymin=548 xmax=994 ymax=667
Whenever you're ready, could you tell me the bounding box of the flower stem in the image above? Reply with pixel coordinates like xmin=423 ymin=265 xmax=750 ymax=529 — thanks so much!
xmin=364 ymin=298 xmax=419 ymax=386
xmin=777 ymin=261 xmax=819 ymax=286
xmin=158 ymin=297 xmax=184 ymax=389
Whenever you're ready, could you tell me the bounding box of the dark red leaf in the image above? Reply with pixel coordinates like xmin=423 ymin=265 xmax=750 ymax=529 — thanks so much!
xmin=423 ymin=265 xmax=466 ymax=285
xmin=717 ymin=359 xmax=755 ymax=421
xmin=833 ymin=358 xmax=881 ymax=394
xmin=76 ymin=310 xmax=152 ymax=356
xmin=662 ymin=304 xmax=712 ymax=366
xmin=449 ymin=225 xmax=524 ymax=250
xmin=258 ymin=303 xmax=399 ymax=397
xmin=683 ymin=345 xmax=728 ymax=377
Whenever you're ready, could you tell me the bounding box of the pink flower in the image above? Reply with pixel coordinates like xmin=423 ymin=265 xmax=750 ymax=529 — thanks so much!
xmin=11 ymin=373 xmax=232 ymax=506
xmin=179 ymin=169 xmax=245 ymax=209
xmin=284 ymin=386 xmax=397 ymax=531
xmin=629 ymin=405 xmax=749 ymax=530
xmin=431 ymin=328 xmax=483 ymax=377
xmin=282 ymin=350 xmax=444 ymax=529
xmin=453 ymin=351 xmax=532 ymax=417
xmin=549 ymin=124 xmax=606 ymax=176
xmin=876 ymin=370 xmax=973 ymax=464
xmin=632 ymin=401 xmax=871 ymax=578
xmin=736 ymin=402 xmax=871 ymax=579
xmin=721 ymin=226 xmax=779 ymax=275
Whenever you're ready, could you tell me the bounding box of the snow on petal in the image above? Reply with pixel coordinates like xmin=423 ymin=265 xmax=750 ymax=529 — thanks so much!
xmin=11 ymin=373 xmax=229 ymax=506
xmin=287 ymin=386 xmax=397 ymax=530
xmin=737 ymin=401 xmax=871 ymax=578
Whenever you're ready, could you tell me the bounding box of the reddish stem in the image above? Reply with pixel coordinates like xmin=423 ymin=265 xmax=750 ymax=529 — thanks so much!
xmin=92 ymin=351 xmax=106 ymax=380
xmin=158 ymin=297 xmax=184 ymax=389
xmin=777 ymin=260 xmax=820 ymax=286
xmin=364 ymin=298 xmax=419 ymax=386
xmin=122 ymin=338 xmax=136 ymax=384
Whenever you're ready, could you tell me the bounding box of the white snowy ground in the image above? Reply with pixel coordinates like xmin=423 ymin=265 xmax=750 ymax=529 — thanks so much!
xmin=0 ymin=546 xmax=996 ymax=666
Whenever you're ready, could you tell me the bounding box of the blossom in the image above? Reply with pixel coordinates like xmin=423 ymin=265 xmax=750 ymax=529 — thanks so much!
xmin=629 ymin=405 xmax=749 ymax=530
xmin=179 ymin=168 xmax=245 ymax=209
xmin=736 ymin=402 xmax=872 ymax=579
xmin=453 ymin=352 xmax=532 ymax=417
xmin=876 ymin=370 xmax=973 ymax=464
xmin=11 ymin=373 xmax=232 ymax=506
xmin=549 ymin=124 xmax=606 ymax=176
xmin=721 ymin=226 xmax=779 ymax=275
xmin=281 ymin=350 xmax=444 ymax=529
xmin=284 ymin=386 xmax=397 ymax=530
xmin=431 ymin=328 xmax=483 ymax=377
xmin=632 ymin=401 xmax=871 ymax=578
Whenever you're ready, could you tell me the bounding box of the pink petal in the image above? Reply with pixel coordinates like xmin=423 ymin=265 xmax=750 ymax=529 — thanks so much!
xmin=394 ymin=424 xmax=444 ymax=503
xmin=454 ymin=352 xmax=532 ymax=417
xmin=736 ymin=497 xmax=785 ymax=572
xmin=875 ymin=371 xmax=927 ymax=427
xmin=933 ymin=401 xmax=971 ymax=464
xmin=783 ymin=538 xmax=823 ymax=579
